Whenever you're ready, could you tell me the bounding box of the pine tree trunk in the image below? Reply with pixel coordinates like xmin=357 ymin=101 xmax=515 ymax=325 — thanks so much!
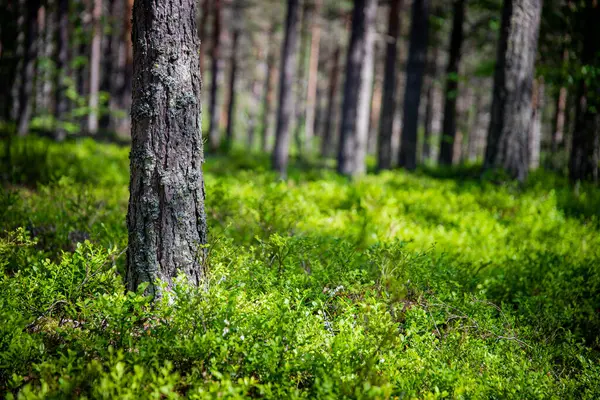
xmin=422 ymin=42 xmax=439 ymax=164
xmin=99 ymin=0 xmax=119 ymax=134
xmin=225 ymin=24 xmax=240 ymax=151
xmin=569 ymin=2 xmax=600 ymax=183
xmin=399 ymin=0 xmax=429 ymax=170
xmin=294 ymin=2 xmax=310 ymax=157
xmin=127 ymin=0 xmax=207 ymax=296
xmin=529 ymin=77 xmax=544 ymax=170
xmin=484 ymin=0 xmax=542 ymax=182
xmin=208 ymin=0 xmax=224 ymax=151
xmin=0 ymin=0 xmax=20 ymax=123
xmin=87 ymin=0 xmax=102 ymax=135
xmin=17 ymin=0 xmax=41 ymax=136
xmin=439 ymin=0 xmax=465 ymax=166
xmin=377 ymin=0 xmax=403 ymax=171
xmin=304 ymin=0 xmax=322 ymax=153
xmin=552 ymin=86 xmax=567 ymax=152
xmin=260 ymin=27 xmax=277 ymax=152
xmin=337 ymin=0 xmax=377 ymax=177
xmin=199 ymin=0 xmax=210 ymax=75
xmin=321 ymin=45 xmax=340 ymax=158
xmin=54 ymin=0 xmax=70 ymax=141
xmin=272 ymin=0 xmax=301 ymax=177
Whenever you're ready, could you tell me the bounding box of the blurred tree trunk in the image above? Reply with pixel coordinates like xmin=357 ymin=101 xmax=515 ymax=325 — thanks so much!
xmin=529 ymin=77 xmax=544 ymax=170
xmin=87 ymin=0 xmax=102 ymax=135
xmin=0 ymin=0 xmax=20 ymax=124
xmin=260 ymin=24 xmax=277 ymax=152
xmin=36 ymin=4 xmax=54 ymax=116
xmin=439 ymin=0 xmax=465 ymax=166
xmin=304 ymin=0 xmax=322 ymax=153
xmin=54 ymin=0 xmax=70 ymax=141
xmin=17 ymin=0 xmax=41 ymax=136
xmin=321 ymin=45 xmax=340 ymax=157
xmin=294 ymin=2 xmax=310 ymax=157
xmin=272 ymin=0 xmax=301 ymax=177
xmin=99 ymin=0 xmax=119 ymax=134
xmin=225 ymin=16 xmax=240 ymax=151
xmin=368 ymin=42 xmax=383 ymax=156
xmin=422 ymin=43 xmax=438 ymax=164
xmin=399 ymin=0 xmax=429 ymax=171
xmin=377 ymin=0 xmax=403 ymax=171
xmin=127 ymin=0 xmax=207 ymax=296
xmin=569 ymin=2 xmax=600 ymax=183
xmin=484 ymin=0 xmax=541 ymax=182
xmin=246 ymin=46 xmax=265 ymax=150
xmin=208 ymin=0 xmax=224 ymax=151
xmin=199 ymin=0 xmax=210 ymax=75
xmin=552 ymin=86 xmax=567 ymax=152
xmin=337 ymin=0 xmax=377 ymax=177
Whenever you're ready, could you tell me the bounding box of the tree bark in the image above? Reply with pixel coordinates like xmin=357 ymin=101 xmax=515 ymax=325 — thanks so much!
xmin=422 ymin=43 xmax=439 ymax=164
xmin=199 ymin=0 xmax=210 ymax=75
xmin=484 ymin=0 xmax=542 ymax=182
xmin=54 ymin=0 xmax=70 ymax=141
xmin=127 ymin=0 xmax=207 ymax=296
xmin=399 ymin=0 xmax=429 ymax=171
xmin=17 ymin=0 xmax=41 ymax=136
xmin=321 ymin=45 xmax=340 ymax=158
xmin=304 ymin=0 xmax=322 ymax=153
xmin=272 ymin=0 xmax=301 ymax=177
xmin=99 ymin=0 xmax=119 ymax=133
xmin=260 ymin=26 xmax=277 ymax=152
xmin=439 ymin=0 xmax=466 ymax=166
xmin=337 ymin=0 xmax=377 ymax=177
xmin=551 ymin=86 xmax=567 ymax=152
xmin=225 ymin=19 xmax=240 ymax=151
xmin=569 ymin=2 xmax=600 ymax=183
xmin=377 ymin=0 xmax=403 ymax=171
xmin=87 ymin=0 xmax=102 ymax=135
xmin=529 ymin=77 xmax=544 ymax=169
xmin=293 ymin=2 xmax=310 ymax=157
xmin=208 ymin=0 xmax=224 ymax=151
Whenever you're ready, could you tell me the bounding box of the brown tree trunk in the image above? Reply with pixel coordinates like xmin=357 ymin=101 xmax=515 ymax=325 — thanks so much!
xmin=399 ymin=0 xmax=429 ymax=170
xmin=199 ymin=0 xmax=210 ymax=75
xmin=293 ymin=2 xmax=310 ymax=157
xmin=422 ymin=42 xmax=439 ymax=164
xmin=337 ymin=0 xmax=377 ymax=177
xmin=127 ymin=0 xmax=207 ymax=296
xmin=377 ymin=0 xmax=403 ymax=170
xmin=260 ymin=26 xmax=277 ymax=152
xmin=99 ymin=0 xmax=119 ymax=134
xmin=529 ymin=77 xmax=544 ymax=169
xmin=439 ymin=0 xmax=466 ymax=166
xmin=208 ymin=0 xmax=224 ymax=151
xmin=321 ymin=45 xmax=340 ymax=157
xmin=54 ymin=0 xmax=70 ymax=141
xmin=304 ymin=0 xmax=322 ymax=153
xmin=569 ymin=2 xmax=600 ymax=183
xmin=552 ymin=86 xmax=567 ymax=152
xmin=225 ymin=19 xmax=240 ymax=151
xmin=484 ymin=0 xmax=542 ymax=182
xmin=17 ymin=0 xmax=41 ymax=136
xmin=87 ymin=0 xmax=102 ymax=135
xmin=272 ymin=0 xmax=301 ymax=177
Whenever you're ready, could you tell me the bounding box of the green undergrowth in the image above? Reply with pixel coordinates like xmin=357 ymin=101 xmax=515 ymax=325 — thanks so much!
xmin=1 ymin=137 xmax=599 ymax=398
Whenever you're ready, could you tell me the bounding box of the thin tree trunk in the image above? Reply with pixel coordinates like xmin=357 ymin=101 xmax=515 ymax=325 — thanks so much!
xmin=304 ymin=0 xmax=322 ymax=153
xmin=368 ymin=42 xmax=383 ymax=156
xmin=399 ymin=0 xmax=429 ymax=170
xmin=529 ymin=77 xmax=544 ymax=169
xmin=422 ymin=42 xmax=438 ymax=163
xmin=247 ymin=46 xmax=265 ymax=150
xmin=294 ymin=2 xmax=310 ymax=157
xmin=484 ymin=0 xmax=542 ymax=182
xmin=0 ymin=0 xmax=21 ymax=123
xmin=54 ymin=0 xmax=70 ymax=141
xmin=225 ymin=21 xmax=240 ymax=151
xmin=377 ymin=0 xmax=403 ymax=171
xmin=569 ymin=2 xmax=600 ymax=183
xmin=272 ymin=0 xmax=301 ymax=177
xmin=321 ymin=45 xmax=340 ymax=158
xmin=199 ymin=0 xmax=210 ymax=75
xmin=127 ymin=0 xmax=207 ymax=296
xmin=260 ymin=26 xmax=277 ymax=152
xmin=87 ymin=0 xmax=102 ymax=135
xmin=208 ymin=0 xmax=224 ymax=151
xmin=17 ymin=0 xmax=41 ymax=136
xmin=439 ymin=0 xmax=465 ymax=165
xmin=99 ymin=0 xmax=118 ymax=133
xmin=552 ymin=86 xmax=567 ymax=152
xmin=337 ymin=0 xmax=377 ymax=177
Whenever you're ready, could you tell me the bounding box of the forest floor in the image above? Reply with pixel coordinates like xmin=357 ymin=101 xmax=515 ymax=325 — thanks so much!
xmin=1 ymin=137 xmax=600 ymax=398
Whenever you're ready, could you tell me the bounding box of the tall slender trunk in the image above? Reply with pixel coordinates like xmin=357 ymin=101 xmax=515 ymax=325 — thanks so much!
xmin=54 ymin=0 xmax=70 ymax=141
xmin=0 ymin=0 xmax=21 ymax=123
xmin=569 ymin=2 xmax=600 ymax=183
xmin=422 ymin=42 xmax=439 ymax=163
xmin=484 ymin=0 xmax=542 ymax=182
xmin=127 ymin=0 xmax=207 ymax=296
xmin=529 ymin=77 xmax=544 ymax=169
xmin=552 ymin=86 xmax=567 ymax=152
xmin=225 ymin=22 xmax=240 ymax=151
xmin=17 ymin=0 xmax=41 ymax=136
xmin=337 ymin=0 xmax=377 ymax=177
xmin=87 ymin=0 xmax=102 ymax=135
xmin=377 ymin=0 xmax=403 ymax=171
xmin=399 ymin=0 xmax=429 ymax=171
xmin=99 ymin=0 xmax=119 ymax=133
xmin=303 ymin=0 xmax=322 ymax=153
xmin=199 ymin=0 xmax=210 ymax=75
xmin=208 ymin=0 xmax=224 ymax=151
xmin=294 ymin=2 xmax=310 ymax=157
xmin=272 ymin=0 xmax=301 ymax=177
xmin=260 ymin=27 xmax=277 ymax=152
xmin=368 ymin=42 xmax=383 ymax=156
xmin=247 ymin=46 xmax=265 ymax=150
xmin=439 ymin=0 xmax=466 ymax=165
xmin=321 ymin=45 xmax=340 ymax=157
